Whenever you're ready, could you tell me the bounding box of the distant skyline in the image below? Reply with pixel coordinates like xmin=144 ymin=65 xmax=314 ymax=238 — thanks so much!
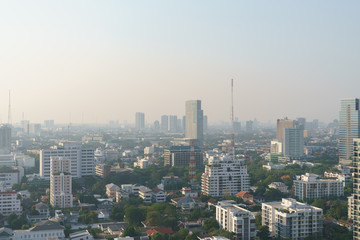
xmin=0 ymin=1 xmax=359 ymax=124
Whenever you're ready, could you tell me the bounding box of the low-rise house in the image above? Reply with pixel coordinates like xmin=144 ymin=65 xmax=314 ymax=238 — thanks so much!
xmin=13 ymin=220 xmax=65 ymax=240
xmin=35 ymin=202 xmax=50 ymax=217
xmin=0 ymin=227 xmax=13 ymax=240
xmin=268 ymin=182 xmax=289 ymax=193
xmin=236 ymin=191 xmax=254 ymax=202
xmin=152 ymin=188 xmax=166 ymax=203
xmin=146 ymin=227 xmax=174 ymax=237
xmin=116 ymin=191 xmax=130 ymax=202
xmin=106 ymin=183 xmax=120 ymax=198
xmin=171 ymin=196 xmax=197 ymax=212
xmin=181 ymin=187 xmax=198 ymax=198
xmin=69 ymin=230 xmax=94 ymax=240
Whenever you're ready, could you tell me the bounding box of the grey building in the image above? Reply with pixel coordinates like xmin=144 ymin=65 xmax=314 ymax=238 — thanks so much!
xmin=135 ymin=112 xmax=145 ymax=130
xmin=185 ymin=100 xmax=203 ymax=145
xmin=164 ymin=145 xmax=203 ymax=168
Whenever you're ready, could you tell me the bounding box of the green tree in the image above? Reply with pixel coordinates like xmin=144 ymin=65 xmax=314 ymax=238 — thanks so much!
xmin=203 ymin=218 xmax=219 ymax=232
xmin=189 ymin=207 xmax=201 ymax=220
xmin=257 ymin=226 xmax=270 ymax=240
xmin=125 ymin=206 xmax=146 ymax=226
xmin=110 ymin=205 xmax=124 ymax=221
xmin=121 ymin=226 xmax=139 ymax=237
xmin=151 ymin=233 xmax=167 ymax=240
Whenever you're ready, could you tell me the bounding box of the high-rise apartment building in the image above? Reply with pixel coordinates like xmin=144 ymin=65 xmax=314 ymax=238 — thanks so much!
xmin=164 ymin=146 xmax=203 ymax=168
xmin=185 ymin=100 xmax=203 ymax=145
xmin=50 ymin=156 xmax=73 ymax=208
xmin=216 ymin=200 xmax=256 ymax=240
xmin=135 ymin=112 xmax=145 ymax=130
xmin=203 ymin=115 xmax=208 ymax=132
xmin=40 ymin=142 xmax=94 ymax=179
xmin=353 ymin=138 xmax=360 ymax=239
xmin=245 ymin=121 xmax=253 ymax=133
xmin=161 ymin=115 xmax=169 ymax=132
xmin=0 ymin=125 xmax=11 ymax=153
xmin=293 ymin=173 xmax=344 ymax=201
xmin=201 ymin=155 xmax=249 ymax=197
xmin=283 ymin=128 xmax=304 ymax=158
xmin=339 ymin=98 xmax=360 ymax=165
xmin=262 ymin=198 xmax=323 ymax=239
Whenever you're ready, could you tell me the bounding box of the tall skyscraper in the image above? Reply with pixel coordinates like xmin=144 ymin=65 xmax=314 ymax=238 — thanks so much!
xmin=0 ymin=125 xmax=11 ymax=153
xmin=169 ymin=115 xmax=178 ymax=132
xmin=277 ymin=117 xmax=296 ymax=141
xmin=339 ymin=98 xmax=360 ymax=165
xmin=161 ymin=115 xmax=168 ymax=132
xmin=50 ymin=156 xmax=73 ymax=208
xmin=283 ymin=127 xmax=304 ymax=158
xmin=203 ymin=115 xmax=208 ymax=132
xmin=135 ymin=112 xmax=145 ymax=130
xmin=185 ymin=100 xmax=203 ymax=145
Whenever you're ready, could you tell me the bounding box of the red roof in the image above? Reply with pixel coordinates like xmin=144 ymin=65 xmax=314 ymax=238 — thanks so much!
xmin=146 ymin=227 xmax=174 ymax=236
xmin=281 ymin=175 xmax=290 ymax=179
xmin=236 ymin=191 xmax=253 ymax=199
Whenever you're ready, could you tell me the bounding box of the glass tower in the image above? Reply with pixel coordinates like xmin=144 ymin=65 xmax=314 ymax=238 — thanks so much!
xmin=339 ymin=98 xmax=360 ymax=165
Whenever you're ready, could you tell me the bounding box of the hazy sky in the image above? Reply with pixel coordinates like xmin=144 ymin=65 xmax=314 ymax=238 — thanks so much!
xmin=0 ymin=1 xmax=359 ymax=125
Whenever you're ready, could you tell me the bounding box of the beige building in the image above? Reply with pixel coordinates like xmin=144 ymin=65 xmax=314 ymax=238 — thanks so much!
xmin=50 ymin=156 xmax=73 ymax=208
xmin=106 ymin=183 xmax=120 ymax=199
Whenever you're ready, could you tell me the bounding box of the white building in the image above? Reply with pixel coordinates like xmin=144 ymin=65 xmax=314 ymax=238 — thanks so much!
xmin=294 ymin=173 xmax=344 ymax=201
xmin=201 ymin=155 xmax=249 ymax=197
xmin=0 ymin=169 xmax=21 ymax=189
xmin=106 ymin=183 xmax=120 ymax=199
xmin=268 ymin=182 xmax=288 ymax=193
xmin=324 ymin=171 xmax=351 ymax=186
xmin=40 ymin=141 xmax=94 ymax=179
xmin=216 ymin=200 xmax=256 ymax=240
xmin=262 ymin=198 xmax=323 ymax=239
xmin=50 ymin=157 xmax=73 ymax=208
xmin=13 ymin=220 xmax=65 ymax=240
xmin=139 ymin=186 xmax=152 ymax=204
xmin=134 ymin=159 xmax=150 ymax=169
xmin=14 ymin=154 xmax=35 ymax=168
xmin=270 ymin=140 xmax=282 ymax=154
xmin=69 ymin=230 xmax=94 ymax=240
xmin=0 ymin=191 xmax=22 ymax=216
xmin=283 ymin=127 xmax=304 ymax=158
xmin=152 ymin=188 xmax=166 ymax=203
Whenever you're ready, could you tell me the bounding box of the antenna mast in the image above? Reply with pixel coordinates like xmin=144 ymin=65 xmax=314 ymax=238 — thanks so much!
xmin=231 ymin=79 xmax=235 ymax=159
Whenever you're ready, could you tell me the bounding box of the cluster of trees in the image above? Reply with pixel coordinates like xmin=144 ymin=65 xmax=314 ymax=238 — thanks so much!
xmin=79 ymin=210 xmax=98 ymax=224
xmin=311 ymin=199 xmax=348 ymax=220
xmin=7 ymin=213 xmax=29 ymax=230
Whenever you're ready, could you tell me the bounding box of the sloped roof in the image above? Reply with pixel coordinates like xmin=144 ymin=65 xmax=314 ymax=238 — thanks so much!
xmin=146 ymin=227 xmax=174 ymax=236
xmin=35 ymin=202 xmax=49 ymax=210
xmin=29 ymin=220 xmax=64 ymax=231
xmin=236 ymin=191 xmax=253 ymax=199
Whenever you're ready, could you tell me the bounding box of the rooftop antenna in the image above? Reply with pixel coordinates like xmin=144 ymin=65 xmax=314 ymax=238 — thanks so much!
xmin=8 ymin=90 xmax=12 ymax=125
xmin=231 ymin=79 xmax=235 ymax=159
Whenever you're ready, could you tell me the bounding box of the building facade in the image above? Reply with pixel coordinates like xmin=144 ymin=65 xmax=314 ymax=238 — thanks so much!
xmin=216 ymin=200 xmax=256 ymax=240
xmin=40 ymin=142 xmax=94 ymax=179
xmin=0 ymin=191 xmax=22 ymax=216
xmin=164 ymin=145 xmax=203 ymax=168
xmin=185 ymin=100 xmax=203 ymax=145
xmin=339 ymin=98 xmax=360 ymax=165
xmin=201 ymin=155 xmax=249 ymax=197
xmin=50 ymin=156 xmax=73 ymax=208
xmin=135 ymin=112 xmax=145 ymax=130
xmin=353 ymin=138 xmax=360 ymax=239
xmin=262 ymin=198 xmax=323 ymax=239
xmin=293 ymin=173 xmax=344 ymax=201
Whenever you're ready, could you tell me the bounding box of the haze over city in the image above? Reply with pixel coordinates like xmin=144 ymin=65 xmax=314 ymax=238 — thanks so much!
xmin=1 ymin=1 xmax=359 ymax=125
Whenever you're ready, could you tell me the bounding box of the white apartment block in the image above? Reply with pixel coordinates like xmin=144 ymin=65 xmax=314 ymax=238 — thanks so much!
xmin=216 ymin=200 xmax=256 ymax=240
xmin=202 ymin=155 xmax=249 ymax=197
xmin=106 ymin=183 xmax=120 ymax=199
xmin=262 ymin=198 xmax=323 ymax=239
xmin=0 ymin=169 xmax=21 ymax=189
xmin=294 ymin=173 xmax=344 ymax=201
xmin=50 ymin=157 xmax=73 ymax=208
xmin=40 ymin=141 xmax=94 ymax=179
xmin=152 ymin=188 xmax=166 ymax=203
xmin=0 ymin=191 xmax=22 ymax=216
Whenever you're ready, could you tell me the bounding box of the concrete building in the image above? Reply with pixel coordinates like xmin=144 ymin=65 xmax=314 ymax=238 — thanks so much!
xmin=0 ymin=125 xmax=11 ymax=153
xmin=135 ymin=112 xmax=145 ymax=130
xmin=95 ymin=163 xmax=111 ymax=178
xmin=69 ymin=230 xmax=94 ymax=240
xmin=245 ymin=121 xmax=253 ymax=133
xmin=40 ymin=141 xmax=94 ymax=179
xmin=277 ymin=118 xmax=296 ymax=141
xmin=283 ymin=127 xmax=304 ymax=158
xmin=0 ymin=190 xmax=22 ymax=216
xmin=152 ymin=188 xmax=166 ymax=203
xmin=164 ymin=145 xmax=203 ymax=168
xmin=293 ymin=173 xmax=344 ymax=201
xmin=270 ymin=140 xmax=282 ymax=154
xmin=339 ymin=98 xmax=360 ymax=165
xmin=14 ymin=154 xmax=35 ymax=168
xmin=161 ymin=115 xmax=169 ymax=132
xmin=201 ymin=155 xmax=249 ymax=197
xmin=353 ymin=138 xmax=360 ymax=239
xmin=348 ymin=194 xmax=354 ymax=220
xmin=185 ymin=100 xmax=203 ymax=145
xmin=216 ymin=200 xmax=256 ymax=240
xmin=262 ymin=198 xmax=323 ymax=239
xmin=50 ymin=156 xmax=73 ymax=208
xmin=0 ymin=169 xmax=21 ymax=189
xmin=139 ymin=186 xmax=152 ymax=204
xmin=13 ymin=220 xmax=65 ymax=240
xmin=268 ymin=182 xmax=289 ymax=193
xmin=169 ymin=115 xmax=178 ymax=132
xmin=106 ymin=183 xmax=120 ymax=199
